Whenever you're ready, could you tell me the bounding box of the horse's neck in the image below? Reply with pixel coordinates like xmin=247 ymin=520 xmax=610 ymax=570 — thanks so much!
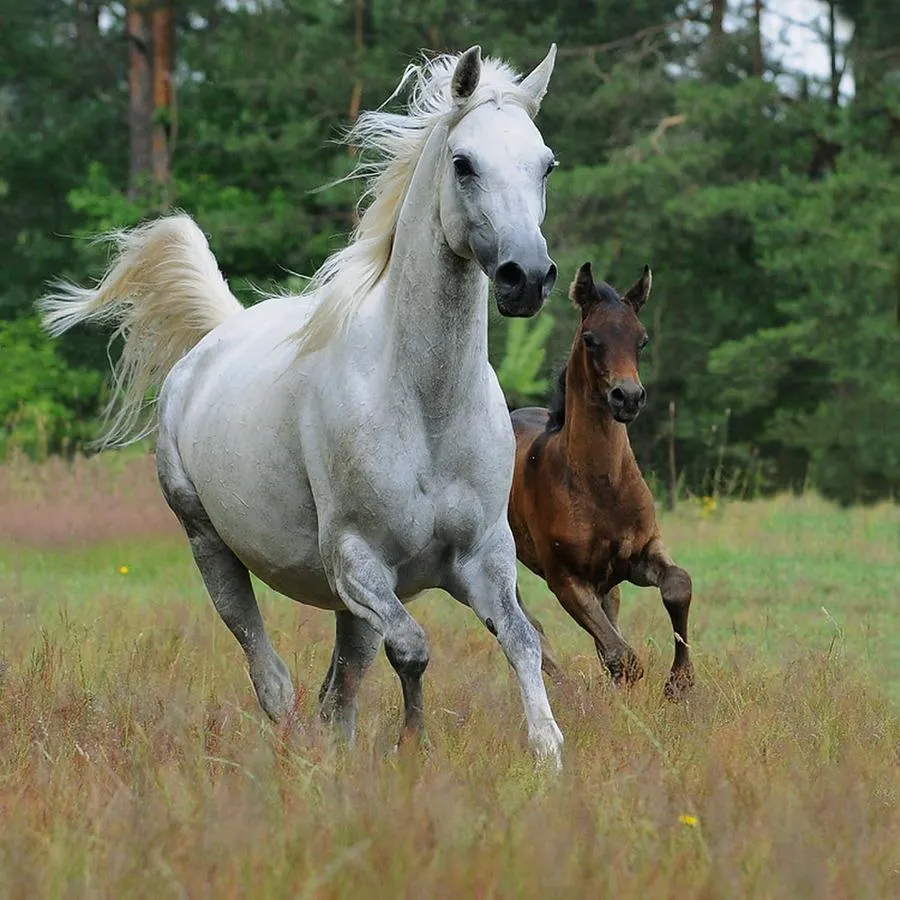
xmin=381 ymin=131 xmax=489 ymax=416
xmin=562 ymin=352 xmax=635 ymax=484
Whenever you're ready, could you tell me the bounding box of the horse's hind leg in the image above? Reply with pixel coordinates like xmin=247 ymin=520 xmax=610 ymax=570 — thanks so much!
xmin=632 ymin=539 xmax=694 ymax=700
xmin=318 ymin=610 xmax=382 ymax=742
xmin=516 ymin=586 xmax=565 ymax=683
xmin=157 ymin=452 xmax=296 ymax=722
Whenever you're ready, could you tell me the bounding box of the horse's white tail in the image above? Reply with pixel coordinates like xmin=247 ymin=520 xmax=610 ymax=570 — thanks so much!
xmin=37 ymin=214 xmax=243 ymax=448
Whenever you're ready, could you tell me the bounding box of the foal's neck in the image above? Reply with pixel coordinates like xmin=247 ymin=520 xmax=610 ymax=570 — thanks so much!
xmin=562 ymin=348 xmax=634 ymax=484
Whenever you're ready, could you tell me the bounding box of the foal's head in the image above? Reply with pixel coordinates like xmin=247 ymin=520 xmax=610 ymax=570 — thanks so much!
xmin=570 ymin=262 xmax=652 ymax=425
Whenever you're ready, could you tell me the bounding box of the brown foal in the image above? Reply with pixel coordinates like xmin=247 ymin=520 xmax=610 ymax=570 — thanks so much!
xmin=509 ymin=262 xmax=694 ymax=698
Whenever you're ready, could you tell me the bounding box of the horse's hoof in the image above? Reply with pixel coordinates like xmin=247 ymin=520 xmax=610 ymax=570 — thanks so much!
xmin=664 ymin=665 xmax=695 ymax=701
xmin=392 ymin=727 xmax=431 ymax=758
xmin=529 ymin=720 xmax=564 ymax=773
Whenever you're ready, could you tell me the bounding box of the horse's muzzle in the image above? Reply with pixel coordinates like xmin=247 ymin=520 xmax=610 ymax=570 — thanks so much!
xmin=608 ymin=381 xmax=646 ymax=424
xmin=494 ymin=258 xmax=557 ymax=317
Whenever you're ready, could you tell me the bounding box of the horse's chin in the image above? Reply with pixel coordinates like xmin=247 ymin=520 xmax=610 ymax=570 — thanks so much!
xmin=613 ymin=410 xmax=640 ymax=426
xmin=495 ymin=298 xmax=545 ymax=318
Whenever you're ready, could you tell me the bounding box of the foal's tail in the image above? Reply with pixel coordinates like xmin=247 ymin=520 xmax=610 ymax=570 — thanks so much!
xmin=38 ymin=214 xmax=243 ymax=448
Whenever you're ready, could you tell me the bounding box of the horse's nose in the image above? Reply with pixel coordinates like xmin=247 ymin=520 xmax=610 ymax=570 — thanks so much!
xmin=608 ymin=382 xmax=646 ymax=421
xmin=494 ymin=258 xmax=557 ymax=318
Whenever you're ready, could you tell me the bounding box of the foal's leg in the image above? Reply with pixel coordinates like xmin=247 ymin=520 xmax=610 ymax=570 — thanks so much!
xmin=547 ymin=573 xmax=643 ymax=686
xmin=329 ymin=534 xmax=429 ymax=747
xmin=631 ymin=538 xmax=694 ymax=699
xmin=157 ymin=460 xmax=296 ymax=721
xmin=601 ymin=586 xmax=622 ymax=630
xmin=516 ymin=586 xmax=565 ymax=683
xmin=449 ymin=528 xmax=564 ymax=769
xmin=318 ymin=610 xmax=382 ymax=742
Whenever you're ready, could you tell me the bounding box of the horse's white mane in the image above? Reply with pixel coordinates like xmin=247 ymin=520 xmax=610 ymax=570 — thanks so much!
xmin=292 ymin=50 xmax=538 ymax=354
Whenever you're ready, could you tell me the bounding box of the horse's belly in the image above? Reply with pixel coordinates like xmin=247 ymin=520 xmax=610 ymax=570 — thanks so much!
xmin=183 ymin=438 xmax=340 ymax=607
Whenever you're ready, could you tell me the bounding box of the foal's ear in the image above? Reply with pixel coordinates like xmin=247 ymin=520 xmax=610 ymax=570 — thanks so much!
xmin=623 ymin=265 xmax=652 ymax=313
xmin=519 ymin=43 xmax=558 ymax=114
xmin=569 ymin=261 xmax=596 ymax=314
xmin=452 ymin=46 xmax=483 ymax=103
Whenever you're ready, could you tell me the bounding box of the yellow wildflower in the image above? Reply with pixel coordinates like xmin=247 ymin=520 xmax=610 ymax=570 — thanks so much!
xmin=118 ymin=565 xmax=130 ymax=575
xmin=678 ymin=814 xmax=699 ymax=827
xmin=700 ymin=496 xmax=718 ymax=518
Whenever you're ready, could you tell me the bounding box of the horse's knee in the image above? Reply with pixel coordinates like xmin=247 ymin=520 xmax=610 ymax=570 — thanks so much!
xmin=385 ymin=618 xmax=429 ymax=680
xmin=503 ymin=612 xmax=544 ymax=673
xmin=660 ymin=566 xmax=692 ymax=607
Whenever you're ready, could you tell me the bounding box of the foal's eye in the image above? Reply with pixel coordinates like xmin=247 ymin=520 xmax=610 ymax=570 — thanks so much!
xmin=638 ymin=335 xmax=650 ymax=354
xmin=453 ymin=156 xmax=475 ymax=179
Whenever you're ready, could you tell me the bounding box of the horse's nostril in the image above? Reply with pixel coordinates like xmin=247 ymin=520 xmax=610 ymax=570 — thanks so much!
xmin=610 ymin=387 xmax=625 ymax=405
xmin=495 ymin=261 xmax=525 ymax=289
xmin=544 ymin=262 xmax=558 ymax=291
xmin=638 ymin=387 xmax=647 ymax=406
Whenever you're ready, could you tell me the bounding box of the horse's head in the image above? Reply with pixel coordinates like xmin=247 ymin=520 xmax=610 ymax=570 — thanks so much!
xmin=570 ymin=262 xmax=652 ymax=425
xmin=439 ymin=45 xmax=558 ymax=317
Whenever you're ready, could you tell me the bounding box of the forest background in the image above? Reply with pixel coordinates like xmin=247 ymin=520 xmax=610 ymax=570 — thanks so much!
xmin=1 ymin=0 xmax=898 ymax=505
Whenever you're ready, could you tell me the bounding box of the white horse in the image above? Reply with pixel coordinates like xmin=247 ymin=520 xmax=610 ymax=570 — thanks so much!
xmin=39 ymin=45 xmax=564 ymax=766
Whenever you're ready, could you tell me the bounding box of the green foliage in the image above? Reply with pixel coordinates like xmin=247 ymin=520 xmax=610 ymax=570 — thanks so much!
xmin=0 ymin=318 xmax=103 ymax=459
xmin=1 ymin=0 xmax=898 ymax=502
xmin=496 ymin=316 xmax=556 ymax=407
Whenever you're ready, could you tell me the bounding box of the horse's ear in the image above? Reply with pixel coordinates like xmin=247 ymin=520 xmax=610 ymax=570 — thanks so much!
xmin=452 ymin=46 xmax=483 ymax=103
xmin=519 ymin=43 xmax=557 ymax=114
xmin=569 ymin=261 xmax=596 ymax=314
xmin=623 ymin=265 xmax=652 ymax=313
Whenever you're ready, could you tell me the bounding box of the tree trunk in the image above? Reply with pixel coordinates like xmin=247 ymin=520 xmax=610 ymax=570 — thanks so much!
xmin=752 ymin=0 xmax=764 ymax=77
xmin=667 ymin=400 xmax=678 ymax=511
xmin=710 ymin=0 xmax=725 ymax=38
xmin=828 ymin=1 xmax=841 ymax=106
xmin=348 ymin=0 xmax=369 ymax=125
xmin=127 ymin=1 xmax=153 ymax=201
xmin=152 ymin=1 xmax=175 ymax=205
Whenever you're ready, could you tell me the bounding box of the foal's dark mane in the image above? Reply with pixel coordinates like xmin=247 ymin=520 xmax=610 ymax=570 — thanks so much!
xmin=545 ymin=280 xmax=622 ymax=435
xmin=546 ymin=364 xmax=568 ymax=433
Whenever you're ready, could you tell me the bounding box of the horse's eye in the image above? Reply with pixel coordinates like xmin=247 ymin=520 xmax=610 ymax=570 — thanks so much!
xmin=453 ymin=156 xmax=475 ymax=179
xmin=638 ymin=335 xmax=650 ymax=353
xmin=544 ymin=159 xmax=558 ymax=178
xmin=582 ymin=331 xmax=600 ymax=351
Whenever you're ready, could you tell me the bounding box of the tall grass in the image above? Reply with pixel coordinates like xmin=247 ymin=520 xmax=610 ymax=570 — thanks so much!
xmin=1 ymin=454 xmax=898 ymax=897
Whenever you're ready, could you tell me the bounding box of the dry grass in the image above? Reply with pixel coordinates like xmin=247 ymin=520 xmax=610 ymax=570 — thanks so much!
xmin=0 ymin=448 xmax=179 ymax=547
xmin=1 ymin=455 xmax=898 ymax=898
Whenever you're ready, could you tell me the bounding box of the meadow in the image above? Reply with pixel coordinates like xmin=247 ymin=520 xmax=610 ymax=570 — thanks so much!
xmin=1 ymin=452 xmax=898 ymax=898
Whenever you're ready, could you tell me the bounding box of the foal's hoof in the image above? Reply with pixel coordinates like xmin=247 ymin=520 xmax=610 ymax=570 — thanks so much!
xmin=607 ymin=650 xmax=644 ymax=688
xmin=664 ymin=664 xmax=695 ymax=701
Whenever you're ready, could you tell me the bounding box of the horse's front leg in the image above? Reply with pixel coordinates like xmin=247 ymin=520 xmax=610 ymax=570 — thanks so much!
xmin=631 ymin=538 xmax=694 ymax=699
xmin=328 ymin=534 xmax=429 ymax=748
xmin=516 ymin=586 xmax=565 ymax=683
xmin=449 ymin=527 xmax=564 ymax=770
xmin=546 ymin=571 xmax=643 ymax=686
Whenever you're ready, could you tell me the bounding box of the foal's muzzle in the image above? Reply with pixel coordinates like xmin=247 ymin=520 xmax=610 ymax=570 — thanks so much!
xmin=494 ymin=257 xmax=557 ymax=318
xmin=608 ymin=380 xmax=646 ymax=424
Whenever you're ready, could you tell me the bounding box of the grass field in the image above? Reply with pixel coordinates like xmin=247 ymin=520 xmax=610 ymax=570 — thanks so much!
xmin=1 ymin=452 xmax=898 ymax=897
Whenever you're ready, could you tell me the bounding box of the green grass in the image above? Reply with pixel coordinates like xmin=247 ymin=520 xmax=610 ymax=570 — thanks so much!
xmin=0 ymin=456 xmax=898 ymax=897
